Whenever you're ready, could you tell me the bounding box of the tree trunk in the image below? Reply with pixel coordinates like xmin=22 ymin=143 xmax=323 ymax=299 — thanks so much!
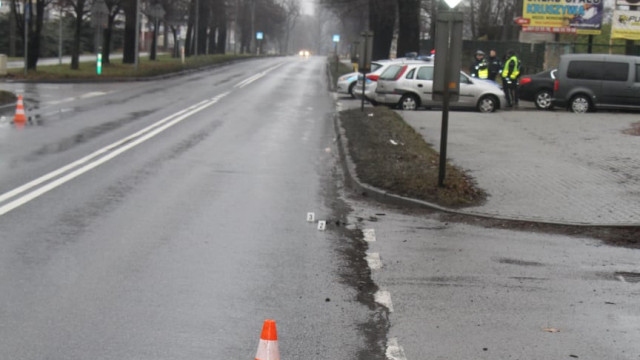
xmin=397 ymin=0 xmax=420 ymax=56
xmin=103 ymin=25 xmax=113 ymax=64
xmin=123 ymin=0 xmax=136 ymax=64
xmin=71 ymin=0 xmax=86 ymax=70
xmin=214 ymin=0 xmax=227 ymax=54
xmin=196 ymin=0 xmax=210 ymax=55
xmin=150 ymin=20 xmax=158 ymax=60
xmin=370 ymin=0 xmax=396 ymax=60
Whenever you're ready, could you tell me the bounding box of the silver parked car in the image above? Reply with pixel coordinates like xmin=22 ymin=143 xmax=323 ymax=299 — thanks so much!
xmin=374 ymin=63 xmax=506 ymax=112
xmin=353 ymin=58 xmax=431 ymax=103
xmin=336 ymin=71 xmax=360 ymax=98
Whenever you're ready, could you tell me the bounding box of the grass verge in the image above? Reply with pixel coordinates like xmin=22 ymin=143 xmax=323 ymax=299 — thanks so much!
xmin=3 ymin=54 xmax=256 ymax=81
xmin=340 ymin=106 xmax=486 ymax=208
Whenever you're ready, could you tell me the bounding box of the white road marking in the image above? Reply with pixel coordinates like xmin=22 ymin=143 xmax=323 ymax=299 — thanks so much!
xmin=80 ymin=91 xmax=108 ymax=99
xmin=374 ymin=290 xmax=394 ymax=312
xmin=363 ymin=228 xmax=376 ymax=242
xmin=365 ymin=252 xmax=382 ymax=270
xmin=386 ymin=338 xmax=407 ymax=360
xmin=0 ymin=93 xmax=229 ymax=216
xmin=234 ymin=62 xmax=286 ymax=89
xmin=46 ymin=91 xmax=111 ymax=106
xmin=386 ymin=338 xmax=408 ymax=360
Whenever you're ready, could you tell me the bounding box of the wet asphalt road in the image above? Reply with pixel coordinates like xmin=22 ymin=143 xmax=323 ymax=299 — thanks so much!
xmin=2 ymin=58 xmax=640 ymax=360
xmin=0 ymin=57 xmax=385 ymax=359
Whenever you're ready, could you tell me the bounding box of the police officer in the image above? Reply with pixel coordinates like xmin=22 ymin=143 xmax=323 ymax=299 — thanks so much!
xmin=470 ymin=50 xmax=489 ymax=79
xmin=487 ymin=49 xmax=502 ymax=82
xmin=501 ymin=49 xmax=520 ymax=107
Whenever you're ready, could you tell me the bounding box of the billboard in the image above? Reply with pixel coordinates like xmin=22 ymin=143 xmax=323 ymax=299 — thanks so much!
xmin=612 ymin=10 xmax=640 ymax=40
xmin=521 ymin=0 xmax=603 ymax=35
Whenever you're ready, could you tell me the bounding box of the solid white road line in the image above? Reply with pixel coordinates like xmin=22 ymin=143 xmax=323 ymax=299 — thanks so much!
xmin=234 ymin=62 xmax=286 ymax=88
xmin=0 ymin=93 xmax=228 ymax=217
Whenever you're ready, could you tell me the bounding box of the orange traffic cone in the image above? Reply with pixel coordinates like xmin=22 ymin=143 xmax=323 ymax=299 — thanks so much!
xmin=255 ymin=319 xmax=280 ymax=360
xmin=13 ymin=95 xmax=27 ymax=125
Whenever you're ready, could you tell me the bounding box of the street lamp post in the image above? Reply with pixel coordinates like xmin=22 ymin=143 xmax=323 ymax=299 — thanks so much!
xmin=91 ymin=0 xmax=108 ymax=75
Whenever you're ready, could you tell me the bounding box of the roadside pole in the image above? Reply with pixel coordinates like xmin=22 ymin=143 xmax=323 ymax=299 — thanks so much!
xmin=24 ymin=1 xmax=29 ymax=76
xmin=333 ymin=34 xmax=340 ymax=77
xmin=433 ymin=8 xmax=463 ymax=187
xmin=359 ymin=31 xmax=373 ymax=112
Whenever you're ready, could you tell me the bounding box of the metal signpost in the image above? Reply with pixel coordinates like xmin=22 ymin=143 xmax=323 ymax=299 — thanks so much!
xmin=332 ymin=34 xmax=340 ymax=75
xmin=91 ymin=0 xmax=108 ymax=75
xmin=433 ymin=7 xmax=463 ymax=187
xmin=358 ymin=31 xmax=373 ymax=112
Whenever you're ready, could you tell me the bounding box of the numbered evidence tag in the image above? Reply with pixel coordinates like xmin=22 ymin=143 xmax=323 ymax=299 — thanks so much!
xmin=307 ymin=212 xmax=315 ymax=222
xmin=317 ymin=220 xmax=326 ymax=231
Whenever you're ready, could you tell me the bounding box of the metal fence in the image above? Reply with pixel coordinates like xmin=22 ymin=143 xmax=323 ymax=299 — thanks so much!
xmin=421 ymin=39 xmax=640 ymax=75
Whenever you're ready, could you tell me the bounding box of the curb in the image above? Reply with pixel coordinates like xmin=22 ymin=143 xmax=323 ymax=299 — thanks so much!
xmin=332 ymin=110 xmax=640 ymax=228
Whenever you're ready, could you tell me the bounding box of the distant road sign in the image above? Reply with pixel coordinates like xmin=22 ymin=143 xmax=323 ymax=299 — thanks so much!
xmin=332 ymin=34 xmax=340 ymax=43
xmin=256 ymin=32 xmax=264 ymax=40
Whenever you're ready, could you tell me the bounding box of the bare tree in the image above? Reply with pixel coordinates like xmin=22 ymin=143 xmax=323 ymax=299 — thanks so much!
xmin=102 ymin=0 xmax=125 ymax=64
xmin=63 ymin=0 xmax=88 ymax=70
xmin=397 ymin=0 xmax=420 ymax=56
xmin=11 ymin=0 xmax=54 ymax=70
xmin=281 ymin=0 xmax=300 ymax=55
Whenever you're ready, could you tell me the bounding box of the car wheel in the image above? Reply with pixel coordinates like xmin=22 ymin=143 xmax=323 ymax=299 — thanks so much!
xmin=477 ymin=95 xmax=497 ymax=113
xmin=399 ymin=94 xmax=419 ymax=111
xmin=348 ymin=82 xmax=357 ymax=98
xmin=534 ymin=90 xmax=553 ymax=110
xmin=570 ymin=94 xmax=591 ymax=113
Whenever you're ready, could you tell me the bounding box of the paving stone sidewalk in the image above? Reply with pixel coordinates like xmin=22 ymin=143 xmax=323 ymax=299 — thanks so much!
xmin=401 ymin=107 xmax=640 ymax=226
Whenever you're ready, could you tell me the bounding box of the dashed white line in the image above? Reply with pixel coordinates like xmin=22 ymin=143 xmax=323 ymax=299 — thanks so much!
xmin=374 ymin=290 xmax=394 ymax=312
xmin=365 ymin=252 xmax=383 ymax=270
xmin=363 ymin=228 xmax=376 ymax=242
xmin=386 ymin=338 xmax=408 ymax=360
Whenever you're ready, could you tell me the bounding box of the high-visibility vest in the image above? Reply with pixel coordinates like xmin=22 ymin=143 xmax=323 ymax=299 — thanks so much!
xmin=502 ymin=56 xmax=520 ymax=80
xmin=478 ymin=67 xmax=489 ymax=79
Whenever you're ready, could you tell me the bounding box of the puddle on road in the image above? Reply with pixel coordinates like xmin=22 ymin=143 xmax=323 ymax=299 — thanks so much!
xmin=615 ymin=272 xmax=640 ymax=283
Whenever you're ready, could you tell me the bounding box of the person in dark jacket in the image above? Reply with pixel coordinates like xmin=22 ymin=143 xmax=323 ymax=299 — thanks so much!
xmin=470 ymin=50 xmax=489 ymax=79
xmin=487 ymin=49 xmax=502 ymax=82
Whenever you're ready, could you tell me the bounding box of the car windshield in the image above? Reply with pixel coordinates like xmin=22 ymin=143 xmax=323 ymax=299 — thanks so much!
xmin=379 ymin=65 xmax=404 ymax=80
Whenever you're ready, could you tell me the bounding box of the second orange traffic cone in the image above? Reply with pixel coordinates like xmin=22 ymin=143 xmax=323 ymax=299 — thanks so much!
xmin=13 ymin=95 xmax=27 ymax=125
xmin=255 ymin=319 xmax=280 ymax=360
